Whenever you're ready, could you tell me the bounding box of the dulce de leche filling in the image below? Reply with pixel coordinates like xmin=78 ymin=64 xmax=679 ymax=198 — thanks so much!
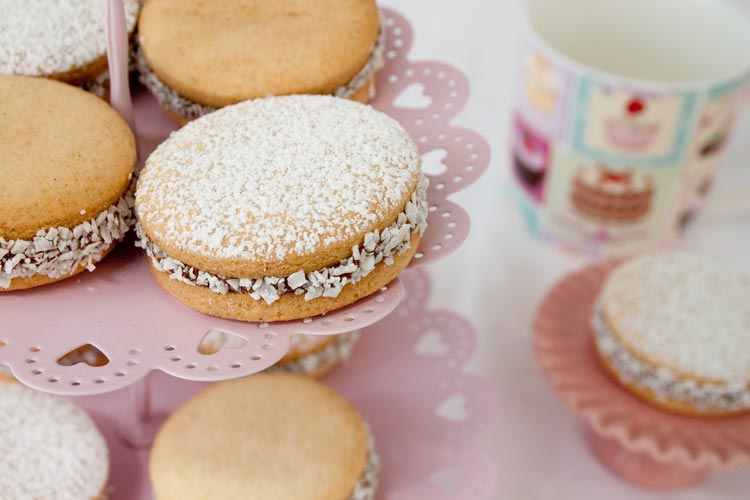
xmin=592 ymin=304 xmax=750 ymax=413
xmin=135 ymin=16 xmax=386 ymax=121
xmin=0 ymin=177 xmax=136 ymax=289
xmin=136 ymin=176 xmax=428 ymax=305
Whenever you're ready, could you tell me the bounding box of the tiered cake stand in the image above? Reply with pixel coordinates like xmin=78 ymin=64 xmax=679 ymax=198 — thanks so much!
xmin=0 ymin=3 xmax=498 ymax=499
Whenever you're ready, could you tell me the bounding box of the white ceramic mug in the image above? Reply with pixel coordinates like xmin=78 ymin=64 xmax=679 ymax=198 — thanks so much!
xmin=512 ymin=0 xmax=750 ymax=255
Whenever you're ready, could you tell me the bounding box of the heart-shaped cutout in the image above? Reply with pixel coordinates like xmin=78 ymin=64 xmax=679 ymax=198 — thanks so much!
xmin=421 ymin=149 xmax=448 ymax=176
xmin=393 ymin=82 xmax=433 ymax=109
xmin=435 ymin=394 xmax=468 ymax=422
xmin=198 ymin=330 xmax=248 ymax=355
xmin=57 ymin=343 xmax=109 ymax=367
xmin=429 ymin=466 xmax=464 ymax=493
xmin=415 ymin=329 xmax=449 ymax=356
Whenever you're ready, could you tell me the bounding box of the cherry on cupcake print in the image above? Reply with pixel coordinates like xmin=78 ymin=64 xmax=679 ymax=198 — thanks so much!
xmin=572 ymin=80 xmax=696 ymax=164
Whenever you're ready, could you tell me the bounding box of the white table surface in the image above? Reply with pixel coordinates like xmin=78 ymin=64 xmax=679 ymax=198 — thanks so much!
xmin=388 ymin=0 xmax=750 ymax=498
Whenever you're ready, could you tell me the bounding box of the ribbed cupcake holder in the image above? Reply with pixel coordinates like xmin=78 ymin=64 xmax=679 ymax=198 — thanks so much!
xmin=534 ymin=261 xmax=750 ymax=490
xmin=0 ymin=1 xmax=490 ymax=453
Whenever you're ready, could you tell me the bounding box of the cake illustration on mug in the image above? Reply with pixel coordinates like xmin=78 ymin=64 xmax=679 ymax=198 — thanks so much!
xmin=569 ymin=164 xmax=654 ymax=223
xmin=522 ymin=52 xmax=561 ymax=113
xmin=512 ymin=116 xmax=549 ymax=199
xmin=592 ymin=252 xmax=750 ymax=416
xmin=586 ymin=88 xmax=683 ymax=156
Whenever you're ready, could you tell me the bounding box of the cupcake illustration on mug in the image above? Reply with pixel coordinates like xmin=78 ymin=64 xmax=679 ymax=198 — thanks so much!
xmin=583 ymin=87 xmax=683 ymax=157
xmin=522 ymin=52 xmax=561 ymax=114
xmin=570 ymin=163 xmax=654 ymax=223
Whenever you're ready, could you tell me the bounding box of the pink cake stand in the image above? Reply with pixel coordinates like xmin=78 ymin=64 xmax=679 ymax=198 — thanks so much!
xmin=534 ymin=261 xmax=750 ymax=490
xmin=0 ymin=1 xmax=491 ymax=450
xmin=75 ymin=268 xmax=499 ymax=500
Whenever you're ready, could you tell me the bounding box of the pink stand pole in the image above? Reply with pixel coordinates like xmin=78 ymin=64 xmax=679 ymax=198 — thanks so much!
xmin=106 ymin=0 xmax=138 ymax=153
xmin=117 ymin=376 xmax=167 ymax=449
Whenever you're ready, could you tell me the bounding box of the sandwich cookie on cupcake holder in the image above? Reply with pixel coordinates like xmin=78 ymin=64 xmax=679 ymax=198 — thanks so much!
xmin=0 ymin=76 xmax=137 ymax=291
xmin=0 ymin=0 xmax=140 ymax=98
xmin=272 ymin=332 xmax=361 ymax=377
xmin=0 ymin=377 xmax=110 ymax=500
xmin=150 ymin=374 xmax=378 ymax=500
xmin=135 ymin=0 xmax=385 ymax=123
xmin=135 ymin=95 xmax=427 ymax=322
xmin=593 ymin=252 xmax=750 ymax=416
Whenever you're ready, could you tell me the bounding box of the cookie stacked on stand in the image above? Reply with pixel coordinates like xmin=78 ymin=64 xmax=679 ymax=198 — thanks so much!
xmin=0 ymin=0 xmax=141 ymax=98
xmin=0 ymin=75 xmax=136 ymax=291
xmin=592 ymin=252 xmax=750 ymax=417
xmin=135 ymin=0 xmax=384 ymax=123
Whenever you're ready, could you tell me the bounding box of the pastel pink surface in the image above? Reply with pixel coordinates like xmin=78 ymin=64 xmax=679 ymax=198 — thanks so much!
xmin=534 ymin=261 xmax=750 ymax=488
xmin=0 ymin=8 xmax=489 ymax=397
xmin=74 ymin=268 xmax=499 ymax=500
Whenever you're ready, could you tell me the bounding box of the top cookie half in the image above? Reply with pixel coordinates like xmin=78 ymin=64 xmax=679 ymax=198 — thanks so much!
xmin=138 ymin=0 xmax=380 ymax=107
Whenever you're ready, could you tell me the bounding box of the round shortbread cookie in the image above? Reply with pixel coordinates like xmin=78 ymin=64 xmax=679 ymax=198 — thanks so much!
xmin=138 ymin=0 xmax=379 ymax=108
xmin=0 ymin=75 xmax=136 ymax=290
xmin=0 ymin=0 xmax=139 ymax=85
xmin=0 ymin=380 xmax=109 ymax=500
xmin=150 ymin=374 xmax=377 ymax=500
xmin=136 ymin=95 xmax=426 ymax=321
xmin=594 ymin=252 xmax=750 ymax=415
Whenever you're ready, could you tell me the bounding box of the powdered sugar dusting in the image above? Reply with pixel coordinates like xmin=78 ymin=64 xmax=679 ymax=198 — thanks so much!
xmin=602 ymin=252 xmax=750 ymax=384
xmin=0 ymin=382 xmax=109 ymax=500
xmin=0 ymin=0 xmax=139 ymax=76
xmin=137 ymin=95 xmax=421 ymax=263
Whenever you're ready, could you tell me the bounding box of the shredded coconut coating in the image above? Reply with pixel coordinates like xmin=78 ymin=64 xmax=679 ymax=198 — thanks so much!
xmin=134 ymin=16 xmax=385 ymax=121
xmin=0 ymin=382 xmax=109 ymax=500
xmin=0 ymin=178 xmax=136 ymax=289
xmin=272 ymin=331 xmax=360 ymax=375
xmin=601 ymin=252 xmax=750 ymax=384
xmin=136 ymin=176 xmax=427 ymax=303
xmin=136 ymin=95 xmax=422 ymax=266
xmin=0 ymin=0 xmax=139 ymax=77
xmin=349 ymin=426 xmax=379 ymax=500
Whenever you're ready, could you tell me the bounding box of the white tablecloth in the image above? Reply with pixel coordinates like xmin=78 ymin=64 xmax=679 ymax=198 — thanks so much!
xmin=389 ymin=0 xmax=750 ymax=498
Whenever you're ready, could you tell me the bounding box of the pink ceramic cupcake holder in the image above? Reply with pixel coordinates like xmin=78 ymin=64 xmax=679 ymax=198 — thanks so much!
xmin=75 ymin=268 xmax=499 ymax=500
xmin=0 ymin=7 xmax=489 ymax=397
xmin=534 ymin=261 xmax=750 ymax=490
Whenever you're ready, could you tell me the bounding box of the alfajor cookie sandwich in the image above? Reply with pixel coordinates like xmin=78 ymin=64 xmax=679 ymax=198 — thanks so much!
xmin=135 ymin=0 xmax=385 ymax=124
xmin=593 ymin=252 xmax=750 ymax=416
xmin=0 ymin=378 xmax=110 ymax=500
xmin=150 ymin=374 xmax=378 ymax=500
xmin=0 ymin=0 xmax=140 ymax=98
xmin=0 ymin=76 xmax=136 ymax=291
xmin=271 ymin=332 xmax=361 ymax=377
xmin=135 ymin=95 xmax=427 ymax=322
